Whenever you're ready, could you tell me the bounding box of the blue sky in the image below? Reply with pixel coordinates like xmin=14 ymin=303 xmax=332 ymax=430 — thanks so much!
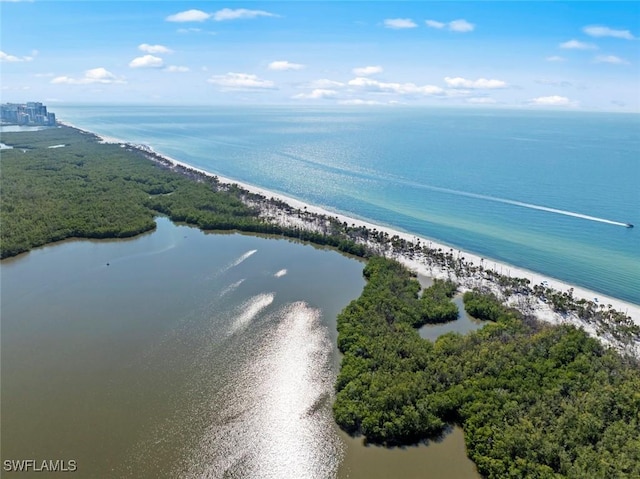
xmin=1 ymin=1 xmax=639 ymax=110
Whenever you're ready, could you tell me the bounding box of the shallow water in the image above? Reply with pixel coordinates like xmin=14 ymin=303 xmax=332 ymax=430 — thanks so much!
xmin=419 ymin=294 xmax=486 ymax=341
xmin=338 ymin=428 xmax=479 ymax=479
xmin=1 ymin=219 xmax=364 ymax=477
xmin=1 ymin=219 xmax=480 ymax=478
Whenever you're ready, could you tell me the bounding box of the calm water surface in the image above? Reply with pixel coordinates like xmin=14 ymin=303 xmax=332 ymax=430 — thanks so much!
xmin=1 ymin=219 xmax=479 ymax=478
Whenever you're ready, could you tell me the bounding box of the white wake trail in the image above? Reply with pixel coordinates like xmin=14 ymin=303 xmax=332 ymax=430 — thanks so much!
xmin=405 ymin=180 xmax=631 ymax=228
xmin=228 ymin=293 xmax=275 ymax=334
xmin=218 ymin=249 xmax=257 ymax=275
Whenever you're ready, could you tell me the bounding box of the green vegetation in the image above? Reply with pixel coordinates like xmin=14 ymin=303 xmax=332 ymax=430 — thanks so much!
xmin=0 ymin=127 xmax=366 ymax=258
xmin=419 ymin=278 xmax=458 ymax=325
xmin=334 ymin=257 xmax=640 ymax=478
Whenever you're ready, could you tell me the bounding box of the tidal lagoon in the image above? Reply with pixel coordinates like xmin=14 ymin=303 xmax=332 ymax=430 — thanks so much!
xmin=1 ymin=218 xmax=479 ymax=478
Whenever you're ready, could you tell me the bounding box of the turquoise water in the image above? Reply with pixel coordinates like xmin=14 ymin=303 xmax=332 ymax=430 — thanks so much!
xmin=54 ymin=106 xmax=640 ymax=304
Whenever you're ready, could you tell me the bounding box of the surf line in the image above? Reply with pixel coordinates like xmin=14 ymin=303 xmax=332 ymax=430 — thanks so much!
xmin=411 ymin=182 xmax=632 ymax=228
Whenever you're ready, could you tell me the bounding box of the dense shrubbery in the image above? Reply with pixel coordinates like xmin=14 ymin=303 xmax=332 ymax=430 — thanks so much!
xmin=419 ymin=279 xmax=458 ymax=325
xmin=334 ymin=257 xmax=640 ymax=478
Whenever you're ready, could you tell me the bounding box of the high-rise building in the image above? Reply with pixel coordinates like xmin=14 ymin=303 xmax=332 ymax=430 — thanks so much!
xmin=1 ymin=102 xmax=57 ymax=126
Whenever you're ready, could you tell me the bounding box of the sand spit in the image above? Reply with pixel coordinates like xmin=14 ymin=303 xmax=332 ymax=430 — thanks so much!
xmin=62 ymin=123 xmax=640 ymax=357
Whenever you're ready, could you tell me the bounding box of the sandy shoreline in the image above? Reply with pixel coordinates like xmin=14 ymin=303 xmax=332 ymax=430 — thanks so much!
xmin=58 ymin=121 xmax=640 ymax=352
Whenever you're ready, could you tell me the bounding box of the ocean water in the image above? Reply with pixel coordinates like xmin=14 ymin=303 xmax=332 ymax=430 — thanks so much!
xmin=54 ymin=105 xmax=640 ymax=304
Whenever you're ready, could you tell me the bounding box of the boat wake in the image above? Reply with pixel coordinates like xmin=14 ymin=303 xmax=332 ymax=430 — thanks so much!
xmin=219 ymin=279 xmax=246 ymax=297
xmin=402 ymin=180 xmax=631 ymax=228
xmin=218 ymin=249 xmax=257 ymax=275
xmin=228 ymin=293 xmax=275 ymax=334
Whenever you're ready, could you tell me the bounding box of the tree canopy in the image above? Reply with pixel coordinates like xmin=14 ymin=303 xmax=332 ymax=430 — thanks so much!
xmin=334 ymin=257 xmax=640 ymax=478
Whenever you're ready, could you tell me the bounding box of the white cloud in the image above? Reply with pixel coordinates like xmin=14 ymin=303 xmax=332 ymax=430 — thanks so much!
xmin=444 ymin=77 xmax=508 ymax=89
xmin=213 ymin=8 xmax=278 ymax=21
xmin=425 ymin=19 xmax=474 ymax=32
xmin=166 ymin=9 xmax=210 ymax=22
xmin=208 ymin=72 xmax=276 ymax=90
xmin=139 ymin=44 xmax=173 ymax=54
xmin=308 ymin=79 xmax=345 ymax=89
xmin=467 ymin=97 xmax=497 ymax=104
xmin=583 ymin=25 xmax=634 ymax=40
xmin=546 ymin=55 xmax=566 ymax=62
xmin=383 ymin=18 xmax=417 ymax=29
xmin=448 ymin=19 xmax=475 ymax=32
xmin=293 ymin=89 xmax=338 ymax=100
xmin=164 ymin=65 xmax=190 ymax=73
xmin=0 ymin=50 xmax=33 ymax=62
xmin=535 ymin=79 xmax=573 ymax=87
xmin=559 ymin=39 xmax=597 ymax=50
xmin=129 ymin=55 xmax=164 ymax=69
xmin=352 ymin=65 xmax=383 ymax=76
xmin=51 ymin=67 xmax=125 ymax=85
xmin=268 ymin=60 xmax=305 ymax=71
xmin=529 ymin=95 xmax=573 ymax=106
xmin=177 ymin=28 xmax=202 ymax=34
xmin=339 ymin=99 xmax=384 ymax=105
xmin=594 ymin=55 xmax=630 ymax=65
xmin=425 ymin=20 xmax=445 ymax=29
xmin=443 ymin=89 xmax=472 ymax=98
xmin=348 ymin=77 xmax=443 ymax=95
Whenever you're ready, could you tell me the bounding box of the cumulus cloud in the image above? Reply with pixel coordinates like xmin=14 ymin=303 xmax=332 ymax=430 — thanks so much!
xmin=352 ymin=65 xmax=383 ymax=76
xmin=444 ymin=77 xmax=507 ymax=89
xmin=308 ymin=79 xmax=345 ymax=89
xmin=213 ymin=8 xmax=278 ymax=21
xmin=51 ymin=67 xmax=125 ymax=85
xmin=528 ymin=95 xmax=574 ymax=106
xmin=268 ymin=60 xmax=304 ymax=71
xmin=583 ymin=25 xmax=634 ymax=40
xmin=348 ymin=77 xmax=443 ymax=95
xmin=166 ymin=9 xmax=210 ymax=22
xmin=448 ymin=19 xmax=475 ymax=32
xmin=425 ymin=20 xmax=445 ymax=29
xmin=559 ymin=39 xmax=597 ymax=50
xmin=164 ymin=65 xmax=190 ymax=73
xmin=139 ymin=44 xmax=173 ymax=54
xmin=594 ymin=55 xmax=630 ymax=65
xmin=129 ymin=55 xmax=164 ymax=69
xmin=425 ymin=19 xmax=474 ymax=32
xmin=293 ymin=89 xmax=338 ymax=100
xmin=208 ymin=72 xmax=276 ymax=90
xmin=0 ymin=50 xmax=33 ymax=62
xmin=383 ymin=18 xmax=417 ymax=29
xmin=546 ymin=55 xmax=566 ymax=62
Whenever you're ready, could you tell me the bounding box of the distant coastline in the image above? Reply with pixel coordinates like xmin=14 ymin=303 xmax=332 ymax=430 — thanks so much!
xmin=52 ymin=120 xmax=639 ymax=356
